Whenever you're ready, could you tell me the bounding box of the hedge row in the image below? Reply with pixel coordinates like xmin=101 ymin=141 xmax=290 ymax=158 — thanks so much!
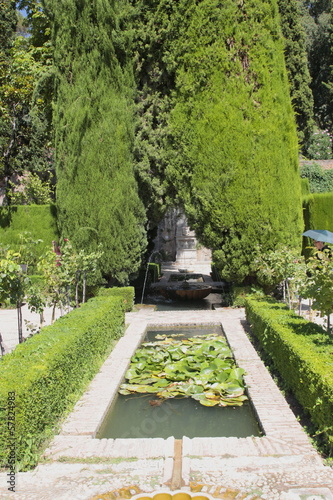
xmin=97 ymin=286 xmax=135 ymax=312
xmin=0 ymin=204 xmax=58 ymax=258
xmin=0 ymin=289 xmax=131 ymax=470
xmin=303 ymin=192 xmax=333 ymax=230
xmin=245 ymin=296 xmax=333 ymax=452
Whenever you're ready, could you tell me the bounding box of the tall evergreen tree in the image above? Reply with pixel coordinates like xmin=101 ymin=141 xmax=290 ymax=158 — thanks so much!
xmin=299 ymin=0 xmax=332 ymax=130
xmin=163 ymin=0 xmax=303 ymax=283
xmin=129 ymin=0 xmax=177 ymax=229
xmin=278 ymin=0 xmax=314 ymax=151
xmin=45 ymin=0 xmax=147 ymax=283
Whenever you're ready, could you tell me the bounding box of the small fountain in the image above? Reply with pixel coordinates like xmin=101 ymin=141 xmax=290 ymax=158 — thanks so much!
xmin=140 ymin=251 xmax=162 ymax=304
xmin=150 ymin=272 xmax=212 ymax=301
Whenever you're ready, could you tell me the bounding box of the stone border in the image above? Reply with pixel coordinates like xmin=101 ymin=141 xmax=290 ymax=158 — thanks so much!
xmin=44 ymin=309 xmax=322 ymax=468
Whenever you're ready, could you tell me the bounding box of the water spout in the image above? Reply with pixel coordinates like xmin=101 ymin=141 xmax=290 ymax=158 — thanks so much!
xmin=140 ymin=251 xmax=161 ymax=304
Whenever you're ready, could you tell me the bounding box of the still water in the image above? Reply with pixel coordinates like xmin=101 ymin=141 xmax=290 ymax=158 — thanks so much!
xmin=96 ymin=325 xmax=262 ymax=439
xmin=96 ymin=393 xmax=261 ymax=439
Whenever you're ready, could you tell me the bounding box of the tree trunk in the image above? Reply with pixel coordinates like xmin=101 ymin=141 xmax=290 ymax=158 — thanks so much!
xmin=17 ymin=301 xmax=23 ymax=343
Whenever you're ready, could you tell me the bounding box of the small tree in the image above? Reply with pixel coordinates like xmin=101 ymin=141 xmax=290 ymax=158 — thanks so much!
xmin=303 ymin=248 xmax=333 ymax=332
xmin=0 ymin=250 xmax=30 ymax=343
xmin=253 ymin=245 xmax=307 ymax=308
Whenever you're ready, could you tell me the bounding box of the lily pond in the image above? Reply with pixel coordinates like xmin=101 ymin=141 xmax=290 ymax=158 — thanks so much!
xmin=96 ymin=325 xmax=261 ymax=439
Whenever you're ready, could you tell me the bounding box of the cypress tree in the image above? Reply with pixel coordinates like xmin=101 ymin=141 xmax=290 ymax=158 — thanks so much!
xmin=278 ymin=0 xmax=314 ymax=150
xmin=164 ymin=0 xmax=303 ymax=283
xmin=130 ymin=0 xmax=177 ymax=228
xmin=46 ymin=0 xmax=147 ymax=283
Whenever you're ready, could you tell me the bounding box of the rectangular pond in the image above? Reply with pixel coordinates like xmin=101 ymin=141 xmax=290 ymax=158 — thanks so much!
xmin=96 ymin=325 xmax=262 ymax=440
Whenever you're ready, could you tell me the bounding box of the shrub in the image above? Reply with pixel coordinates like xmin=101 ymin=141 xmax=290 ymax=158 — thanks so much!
xmin=245 ymin=295 xmax=333 ymax=453
xmin=305 ymin=129 xmax=332 ymax=160
xmin=0 ymin=293 xmax=126 ymax=470
xmin=97 ymin=286 xmax=135 ymax=312
xmin=300 ymin=163 xmax=333 ymax=193
xmin=0 ymin=205 xmax=58 ymax=263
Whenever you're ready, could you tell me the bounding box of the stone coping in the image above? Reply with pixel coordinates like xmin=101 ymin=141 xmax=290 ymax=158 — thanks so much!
xmin=44 ymin=309 xmax=322 ymax=465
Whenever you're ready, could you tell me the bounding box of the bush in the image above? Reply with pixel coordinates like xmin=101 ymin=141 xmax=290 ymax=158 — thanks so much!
xmin=0 ymin=205 xmax=58 ymax=263
xmin=300 ymin=163 xmax=333 ymax=193
xmin=305 ymin=129 xmax=332 ymax=160
xmin=97 ymin=286 xmax=135 ymax=312
xmin=245 ymin=295 xmax=333 ymax=453
xmin=0 ymin=293 xmax=126 ymax=470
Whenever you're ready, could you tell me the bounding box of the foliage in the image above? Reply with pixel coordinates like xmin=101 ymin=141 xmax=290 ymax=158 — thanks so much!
xmin=7 ymin=171 xmax=53 ymax=205
xmin=162 ymin=0 xmax=303 ymax=283
xmin=0 ymin=1 xmax=54 ymax=203
xmin=47 ymin=0 xmax=147 ymax=284
xmin=0 ymin=249 xmax=30 ymax=342
xmin=301 ymin=247 xmax=333 ymax=329
xmin=119 ymin=333 xmax=247 ymax=407
xmin=299 ymin=1 xmax=332 ymax=131
xmin=35 ymin=240 xmax=104 ymax=319
xmin=0 ymin=204 xmax=58 ymax=261
xmin=301 ymin=162 xmax=333 ymax=192
xmin=129 ymin=0 xmax=178 ymax=228
xmin=305 ymin=128 xmax=333 ymax=159
xmin=252 ymin=245 xmax=307 ymax=306
xmin=303 ymin=193 xmax=333 ymax=249
xmin=245 ymin=295 xmax=333 ymax=454
xmin=97 ymin=286 xmax=134 ymax=312
xmin=278 ymin=0 xmax=314 ymax=149
xmin=0 ymin=293 xmax=126 ymax=469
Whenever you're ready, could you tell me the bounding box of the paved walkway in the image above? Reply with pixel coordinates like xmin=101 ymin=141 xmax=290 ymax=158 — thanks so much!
xmin=1 ymin=305 xmax=332 ymax=500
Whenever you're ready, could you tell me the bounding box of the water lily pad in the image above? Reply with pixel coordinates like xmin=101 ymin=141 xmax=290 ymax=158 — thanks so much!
xmin=119 ymin=333 xmax=247 ymax=407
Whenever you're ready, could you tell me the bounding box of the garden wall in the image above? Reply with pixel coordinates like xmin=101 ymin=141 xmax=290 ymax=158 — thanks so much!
xmin=245 ymin=295 xmax=333 ymax=453
xmin=0 ymin=287 xmax=134 ymax=470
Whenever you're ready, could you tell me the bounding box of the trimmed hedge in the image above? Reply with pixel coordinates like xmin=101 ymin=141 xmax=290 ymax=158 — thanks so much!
xmin=245 ymin=296 xmax=333 ymax=452
xmin=0 ymin=292 xmax=127 ymax=470
xmin=97 ymin=286 xmax=134 ymax=312
xmin=0 ymin=204 xmax=58 ymax=258
xmin=303 ymin=192 xmax=333 ymax=232
xmin=302 ymin=192 xmax=333 ymax=257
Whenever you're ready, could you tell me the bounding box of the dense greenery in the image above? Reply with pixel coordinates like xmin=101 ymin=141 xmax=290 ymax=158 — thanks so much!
xmin=120 ymin=333 xmax=248 ymax=407
xmin=3 ymin=1 xmax=331 ymax=284
xmin=130 ymin=0 xmax=177 ymax=228
xmin=160 ymin=0 xmax=303 ymax=283
xmin=303 ymin=192 xmax=333 ymax=231
xmin=299 ymin=0 xmax=332 ymax=133
xmin=301 ymin=162 xmax=333 ymax=192
xmin=0 ymin=291 xmax=128 ymax=469
xmin=45 ymin=0 xmax=147 ymax=284
xmin=245 ymin=295 xmax=333 ymax=453
xmin=0 ymin=0 xmax=54 ymax=201
xmin=0 ymin=204 xmax=58 ymax=260
xmin=278 ymin=0 xmax=314 ymax=150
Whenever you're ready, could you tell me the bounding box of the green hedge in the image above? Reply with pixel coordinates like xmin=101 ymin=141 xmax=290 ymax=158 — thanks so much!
xmin=148 ymin=263 xmax=161 ymax=283
xmin=303 ymin=192 xmax=333 ymax=232
xmin=0 ymin=293 xmax=126 ymax=470
xmin=97 ymin=286 xmax=134 ymax=312
xmin=0 ymin=204 xmax=58 ymax=257
xmin=245 ymin=296 xmax=333 ymax=452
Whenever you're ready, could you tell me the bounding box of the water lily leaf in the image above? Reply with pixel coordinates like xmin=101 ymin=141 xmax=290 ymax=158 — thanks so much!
xmin=120 ymin=384 xmax=158 ymax=394
xmin=118 ymin=388 xmax=132 ymax=395
xmin=204 ymin=392 xmax=220 ymax=400
xmin=198 ymin=398 xmax=220 ymax=407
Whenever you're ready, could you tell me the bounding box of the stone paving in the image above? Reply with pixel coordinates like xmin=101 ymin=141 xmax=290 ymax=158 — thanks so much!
xmin=1 ymin=304 xmax=333 ymax=500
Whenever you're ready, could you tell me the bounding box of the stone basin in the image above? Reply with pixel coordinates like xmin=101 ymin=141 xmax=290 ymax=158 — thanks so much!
xmin=155 ymin=282 xmax=212 ymax=300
